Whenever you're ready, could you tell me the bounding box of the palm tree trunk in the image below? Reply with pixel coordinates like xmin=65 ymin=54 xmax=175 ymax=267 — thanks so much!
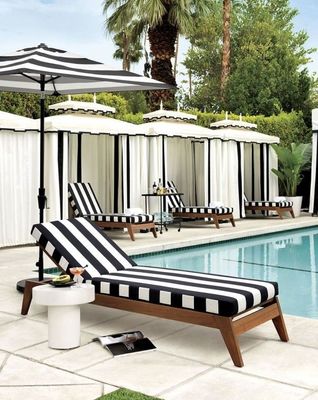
xmin=221 ymin=0 xmax=231 ymax=99
xmin=148 ymin=11 xmax=177 ymax=110
xmin=174 ymin=33 xmax=179 ymax=78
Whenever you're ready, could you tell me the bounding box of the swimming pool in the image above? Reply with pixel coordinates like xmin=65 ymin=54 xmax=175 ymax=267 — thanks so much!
xmin=133 ymin=227 xmax=318 ymax=319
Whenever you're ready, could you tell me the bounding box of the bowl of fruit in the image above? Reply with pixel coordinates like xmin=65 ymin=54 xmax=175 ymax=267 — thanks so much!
xmin=49 ymin=274 xmax=75 ymax=287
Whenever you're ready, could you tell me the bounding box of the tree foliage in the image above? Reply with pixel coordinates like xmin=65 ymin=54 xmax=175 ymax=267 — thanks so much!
xmin=183 ymin=0 xmax=315 ymax=118
xmin=103 ymin=0 xmax=213 ymax=109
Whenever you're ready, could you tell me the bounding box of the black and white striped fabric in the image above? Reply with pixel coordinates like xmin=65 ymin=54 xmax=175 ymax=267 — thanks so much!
xmin=68 ymin=182 xmax=154 ymax=223
xmin=166 ymin=180 xmax=233 ymax=214
xmin=93 ymin=266 xmax=278 ymax=317
xmin=171 ymin=206 xmax=234 ymax=214
xmin=245 ymin=201 xmax=293 ymax=208
xmin=31 ymin=217 xmax=278 ymax=317
xmin=0 ymin=43 xmax=171 ymax=94
xmin=31 ymin=218 xmax=136 ymax=280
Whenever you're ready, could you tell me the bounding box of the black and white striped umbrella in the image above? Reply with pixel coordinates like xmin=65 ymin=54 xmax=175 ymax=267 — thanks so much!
xmin=0 ymin=43 xmax=172 ymax=282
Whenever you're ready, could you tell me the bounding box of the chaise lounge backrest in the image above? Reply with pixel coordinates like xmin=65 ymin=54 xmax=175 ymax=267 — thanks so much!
xmin=68 ymin=182 xmax=103 ymax=217
xmin=166 ymin=180 xmax=186 ymax=209
xmin=31 ymin=218 xmax=136 ymax=280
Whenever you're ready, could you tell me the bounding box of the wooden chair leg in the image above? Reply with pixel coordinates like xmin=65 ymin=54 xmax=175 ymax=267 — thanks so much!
xmin=212 ymin=216 xmax=220 ymax=229
xmin=21 ymin=279 xmax=51 ymax=315
xmin=272 ymin=298 xmax=289 ymax=342
xmin=290 ymin=208 xmax=295 ymax=218
xmin=276 ymin=209 xmax=284 ymax=219
xmin=230 ymin=217 xmax=236 ymax=227
xmin=151 ymin=224 xmax=157 ymax=238
xmin=219 ymin=318 xmax=244 ymax=367
xmin=126 ymin=224 xmax=135 ymax=241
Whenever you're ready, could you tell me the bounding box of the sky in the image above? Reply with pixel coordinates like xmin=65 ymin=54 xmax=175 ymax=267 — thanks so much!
xmin=0 ymin=0 xmax=317 ymax=81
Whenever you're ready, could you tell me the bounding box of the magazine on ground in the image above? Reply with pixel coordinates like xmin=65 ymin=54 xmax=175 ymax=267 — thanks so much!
xmin=92 ymin=331 xmax=156 ymax=357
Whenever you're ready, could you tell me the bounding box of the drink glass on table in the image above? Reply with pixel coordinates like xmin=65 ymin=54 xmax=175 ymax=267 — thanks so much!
xmin=69 ymin=266 xmax=85 ymax=287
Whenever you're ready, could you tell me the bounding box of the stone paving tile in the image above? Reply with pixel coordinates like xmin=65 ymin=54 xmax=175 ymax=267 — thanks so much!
xmin=80 ymin=304 xmax=130 ymax=328
xmin=0 ymin=285 xmax=45 ymax=316
xmin=127 ymin=317 xmax=190 ymax=340
xmin=16 ymin=332 xmax=96 ymax=361
xmin=0 ymin=319 xmax=48 ymax=352
xmin=223 ymin=341 xmax=318 ymax=389
xmin=304 ymin=392 xmax=318 ymax=400
xmin=0 ymin=311 xmax=20 ymax=326
xmin=0 ymin=383 xmax=115 ymax=400
xmin=0 ymin=355 xmax=97 ymax=386
xmin=163 ymin=368 xmax=310 ymax=400
xmin=44 ymin=341 xmax=112 ymax=372
xmin=83 ymin=312 xmax=156 ymax=336
xmin=80 ymin=350 xmax=210 ymax=396
xmin=154 ymin=324 xmax=263 ymax=365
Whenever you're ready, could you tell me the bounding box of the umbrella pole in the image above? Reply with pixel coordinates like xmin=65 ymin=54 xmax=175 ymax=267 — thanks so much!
xmin=37 ymin=75 xmax=46 ymax=281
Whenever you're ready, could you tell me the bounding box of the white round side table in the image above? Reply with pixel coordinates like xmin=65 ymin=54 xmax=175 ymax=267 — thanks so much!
xmin=32 ymin=283 xmax=95 ymax=349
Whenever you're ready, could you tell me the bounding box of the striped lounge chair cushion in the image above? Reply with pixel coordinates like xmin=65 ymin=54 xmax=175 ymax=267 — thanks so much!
xmin=93 ymin=266 xmax=278 ymax=317
xmin=245 ymin=201 xmax=293 ymax=208
xmin=171 ymin=206 xmax=233 ymax=215
xmin=87 ymin=214 xmax=154 ymax=223
xmin=31 ymin=218 xmax=136 ymax=280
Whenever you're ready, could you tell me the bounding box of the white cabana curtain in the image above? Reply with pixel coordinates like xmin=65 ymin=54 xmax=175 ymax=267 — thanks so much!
xmin=44 ymin=132 xmax=69 ymax=221
xmin=69 ymin=134 xmax=116 ymax=213
xmin=0 ymin=130 xmax=39 ymax=246
xmin=309 ymin=109 xmax=318 ymax=213
xmin=166 ymin=137 xmax=196 ymax=204
xmin=128 ymin=136 xmax=149 ymax=210
xmin=244 ymin=143 xmax=278 ymax=202
xmin=205 ymin=139 xmax=241 ymax=219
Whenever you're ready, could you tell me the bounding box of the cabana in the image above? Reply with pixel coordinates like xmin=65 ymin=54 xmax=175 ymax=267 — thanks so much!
xmin=132 ymin=111 xmax=280 ymax=219
xmin=0 ymin=111 xmax=39 ymax=247
xmin=309 ymin=108 xmax=318 ymax=214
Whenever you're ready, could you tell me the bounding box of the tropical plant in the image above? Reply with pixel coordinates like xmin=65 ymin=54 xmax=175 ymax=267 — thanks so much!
xmin=112 ymin=23 xmax=143 ymax=71
xmin=271 ymin=143 xmax=312 ymax=197
xmin=103 ymin=0 xmax=213 ymax=109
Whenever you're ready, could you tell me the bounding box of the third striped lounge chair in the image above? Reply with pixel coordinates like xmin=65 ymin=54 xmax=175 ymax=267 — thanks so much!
xmin=244 ymin=194 xmax=295 ymax=219
xmin=68 ymin=182 xmax=157 ymax=241
xmin=23 ymin=217 xmax=289 ymax=367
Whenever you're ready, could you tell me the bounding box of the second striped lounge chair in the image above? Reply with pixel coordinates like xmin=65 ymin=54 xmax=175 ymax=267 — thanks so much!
xmin=23 ymin=217 xmax=289 ymax=367
xmin=166 ymin=180 xmax=235 ymax=229
xmin=68 ymin=182 xmax=157 ymax=241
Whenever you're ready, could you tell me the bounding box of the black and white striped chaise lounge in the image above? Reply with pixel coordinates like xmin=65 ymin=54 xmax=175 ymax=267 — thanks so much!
xmin=244 ymin=195 xmax=295 ymax=219
xmin=68 ymin=182 xmax=157 ymax=241
xmin=23 ymin=217 xmax=289 ymax=367
xmin=166 ymin=180 xmax=235 ymax=229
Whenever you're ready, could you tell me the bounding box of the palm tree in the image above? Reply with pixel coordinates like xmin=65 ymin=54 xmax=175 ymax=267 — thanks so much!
xmin=103 ymin=0 xmax=213 ymax=109
xmin=220 ymin=0 xmax=231 ymax=99
xmin=113 ymin=30 xmax=143 ymax=71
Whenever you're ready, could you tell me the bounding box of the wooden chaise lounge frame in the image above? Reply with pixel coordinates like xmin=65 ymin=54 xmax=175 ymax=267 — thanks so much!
xmin=245 ymin=203 xmax=295 ymax=219
xmin=22 ymin=272 xmax=288 ymax=368
xmin=68 ymin=182 xmax=157 ymax=241
xmin=22 ymin=219 xmax=289 ymax=368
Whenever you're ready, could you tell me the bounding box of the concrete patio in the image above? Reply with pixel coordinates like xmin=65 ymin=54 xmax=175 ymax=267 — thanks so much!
xmin=1 ymin=215 xmax=318 ymax=399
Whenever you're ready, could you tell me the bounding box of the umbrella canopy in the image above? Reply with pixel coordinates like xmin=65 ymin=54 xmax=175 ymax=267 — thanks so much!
xmin=0 ymin=43 xmax=171 ymax=282
xmin=0 ymin=43 xmax=171 ymax=94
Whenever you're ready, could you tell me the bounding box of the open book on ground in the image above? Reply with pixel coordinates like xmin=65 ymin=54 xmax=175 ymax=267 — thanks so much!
xmin=92 ymin=331 xmax=156 ymax=357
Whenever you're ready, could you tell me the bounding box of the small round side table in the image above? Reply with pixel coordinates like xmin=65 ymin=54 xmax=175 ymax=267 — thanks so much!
xmin=32 ymin=283 xmax=95 ymax=349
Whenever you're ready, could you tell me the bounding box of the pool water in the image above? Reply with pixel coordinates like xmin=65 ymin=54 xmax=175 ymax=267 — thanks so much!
xmin=133 ymin=227 xmax=318 ymax=319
